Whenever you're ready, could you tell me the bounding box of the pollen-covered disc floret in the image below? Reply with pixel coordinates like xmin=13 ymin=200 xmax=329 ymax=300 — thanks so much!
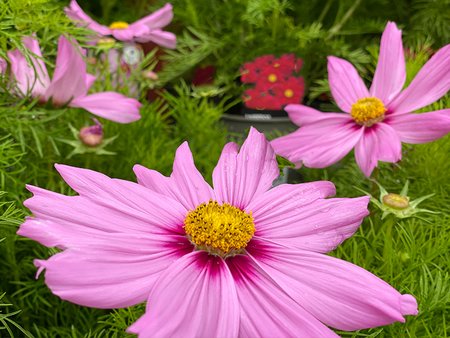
xmin=109 ymin=21 xmax=129 ymax=30
xmin=350 ymin=97 xmax=386 ymax=127
xmin=268 ymin=74 xmax=277 ymax=83
xmin=284 ymin=89 xmax=294 ymax=98
xmin=184 ymin=200 xmax=255 ymax=258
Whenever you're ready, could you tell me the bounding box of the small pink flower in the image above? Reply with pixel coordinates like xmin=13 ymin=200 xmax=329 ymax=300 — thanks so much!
xmin=7 ymin=35 xmax=141 ymax=123
xmin=272 ymin=22 xmax=450 ymax=176
xmin=65 ymin=1 xmax=176 ymax=48
xmin=18 ymin=128 xmax=417 ymax=337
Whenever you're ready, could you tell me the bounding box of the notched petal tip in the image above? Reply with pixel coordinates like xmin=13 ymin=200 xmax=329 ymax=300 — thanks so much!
xmin=33 ymin=259 xmax=47 ymax=279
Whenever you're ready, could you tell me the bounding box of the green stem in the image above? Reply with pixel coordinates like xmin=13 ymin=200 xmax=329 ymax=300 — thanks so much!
xmin=382 ymin=215 xmax=395 ymax=277
xmin=370 ymin=167 xmax=379 ymax=196
xmin=271 ymin=9 xmax=280 ymax=41
xmin=318 ymin=0 xmax=333 ymax=23
xmin=327 ymin=0 xmax=361 ymax=39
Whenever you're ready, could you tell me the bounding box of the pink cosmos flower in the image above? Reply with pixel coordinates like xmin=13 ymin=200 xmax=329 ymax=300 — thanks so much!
xmin=271 ymin=22 xmax=450 ymax=176
xmin=7 ymin=35 xmax=141 ymax=123
xmin=65 ymin=1 xmax=176 ymax=49
xmin=18 ymin=128 xmax=417 ymax=337
xmin=0 ymin=57 xmax=6 ymax=74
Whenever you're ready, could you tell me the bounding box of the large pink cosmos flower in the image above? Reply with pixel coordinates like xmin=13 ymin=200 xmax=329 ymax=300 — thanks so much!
xmin=65 ymin=1 xmax=176 ymax=49
xmin=272 ymin=22 xmax=450 ymax=177
xmin=7 ymin=35 xmax=141 ymax=123
xmin=18 ymin=128 xmax=417 ymax=337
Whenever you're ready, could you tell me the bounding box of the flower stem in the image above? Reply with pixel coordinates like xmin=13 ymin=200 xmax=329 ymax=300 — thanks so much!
xmin=382 ymin=215 xmax=395 ymax=277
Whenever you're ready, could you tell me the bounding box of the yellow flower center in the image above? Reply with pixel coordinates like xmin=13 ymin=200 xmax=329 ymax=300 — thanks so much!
xmin=273 ymin=62 xmax=280 ymax=68
xmin=382 ymin=193 xmax=410 ymax=210
xmin=109 ymin=21 xmax=129 ymax=30
xmin=350 ymin=97 xmax=386 ymax=127
xmin=284 ymin=89 xmax=294 ymax=98
xmin=268 ymin=74 xmax=277 ymax=83
xmin=184 ymin=200 xmax=255 ymax=258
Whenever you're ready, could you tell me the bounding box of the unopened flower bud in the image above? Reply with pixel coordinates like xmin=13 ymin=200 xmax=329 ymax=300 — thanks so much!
xmin=142 ymin=70 xmax=158 ymax=80
xmin=382 ymin=193 xmax=409 ymax=210
xmin=97 ymin=37 xmax=116 ymax=48
xmin=79 ymin=119 xmax=103 ymax=147
xmin=362 ymin=180 xmax=437 ymax=220
xmin=399 ymin=252 xmax=410 ymax=262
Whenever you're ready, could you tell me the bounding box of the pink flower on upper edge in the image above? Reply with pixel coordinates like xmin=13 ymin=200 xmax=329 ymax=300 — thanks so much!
xmin=65 ymin=1 xmax=176 ymax=48
xmin=7 ymin=35 xmax=141 ymax=123
xmin=272 ymin=22 xmax=450 ymax=176
xmin=18 ymin=128 xmax=417 ymax=337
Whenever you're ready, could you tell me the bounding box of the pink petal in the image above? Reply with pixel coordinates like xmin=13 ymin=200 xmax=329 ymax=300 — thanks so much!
xmin=69 ymin=92 xmax=141 ymax=123
xmin=271 ymin=115 xmax=363 ymax=168
xmin=24 ymin=166 xmax=186 ymax=236
xmin=111 ymin=29 xmax=136 ymax=42
xmin=33 ymin=233 xmax=191 ymax=308
xmin=133 ymin=143 xmax=215 ymax=211
xmin=0 ymin=57 xmax=6 ymax=73
xmin=212 ymin=127 xmax=279 ymax=209
xmin=18 ymin=217 xmax=99 ymax=249
xmin=7 ymin=36 xmax=50 ymax=97
xmin=355 ymin=123 xmax=402 ymax=177
xmin=45 ymin=36 xmax=87 ymax=105
xmin=285 ymin=104 xmax=347 ymax=126
xmin=247 ymin=183 xmax=369 ymax=252
xmin=211 ymin=142 xmax=239 ymax=207
xmin=85 ymin=73 xmax=96 ymax=91
xmin=131 ymin=3 xmax=174 ymax=30
xmin=54 ymin=164 xmax=186 ymax=232
xmin=22 ymin=36 xmax=51 ymax=94
xmin=127 ymin=251 xmax=240 ymax=338
xmin=133 ymin=164 xmax=177 ymax=198
xmin=388 ymin=44 xmax=450 ymax=114
xmin=249 ymin=241 xmax=418 ymax=331
xmin=169 ymin=142 xmax=215 ymax=210
xmin=135 ymin=29 xmax=177 ymax=49
xmin=387 ymin=109 xmax=450 ymax=143
xmin=327 ymin=56 xmax=370 ymax=113
xmin=227 ymin=254 xmax=339 ymax=338
xmin=370 ymin=22 xmax=406 ymax=104
xmin=64 ymin=0 xmax=111 ymax=36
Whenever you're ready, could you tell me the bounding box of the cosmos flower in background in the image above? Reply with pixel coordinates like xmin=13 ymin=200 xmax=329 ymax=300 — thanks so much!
xmin=0 ymin=57 xmax=6 ymax=74
xmin=7 ymin=35 xmax=141 ymax=123
xmin=272 ymin=22 xmax=450 ymax=177
xmin=65 ymin=0 xmax=176 ymax=49
xmin=18 ymin=128 xmax=417 ymax=337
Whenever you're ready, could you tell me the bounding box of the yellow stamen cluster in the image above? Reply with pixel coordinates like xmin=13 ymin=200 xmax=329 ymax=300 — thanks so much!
xmin=268 ymin=74 xmax=277 ymax=83
xmin=382 ymin=193 xmax=410 ymax=210
xmin=350 ymin=97 xmax=386 ymax=127
xmin=109 ymin=21 xmax=129 ymax=30
xmin=284 ymin=89 xmax=294 ymax=98
xmin=184 ymin=201 xmax=255 ymax=258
